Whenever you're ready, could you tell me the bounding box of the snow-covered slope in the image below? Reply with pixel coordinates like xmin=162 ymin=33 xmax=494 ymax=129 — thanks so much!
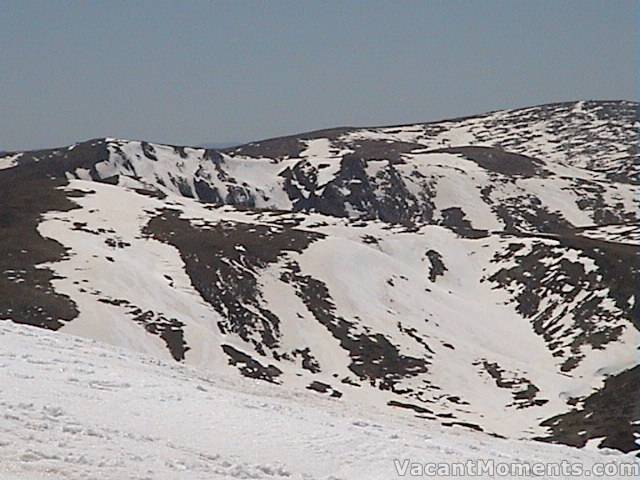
xmin=0 ymin=100 xmax=637 ymax=464
xmin=1 ymin=321 xmax=635 ymax=480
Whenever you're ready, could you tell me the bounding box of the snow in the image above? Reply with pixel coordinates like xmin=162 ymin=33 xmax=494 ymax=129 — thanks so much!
xmin=300 ymin=138 xmax=333 ymax=159
xmin=217 ymin=154 xmax=296 ymax=209
xmin=0 ymin=153 xmax=22 ymax=170
xmin=37 ymin=181 xmax=228 ymax=368
xmin=299 ymin=138 xmax=352 ymax=190
xmin=0 ymin=321 xmax=634 ymax=480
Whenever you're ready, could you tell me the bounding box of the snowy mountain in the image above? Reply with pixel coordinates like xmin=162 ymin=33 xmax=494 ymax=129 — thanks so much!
xmin=0 ymin=100 xmax=638 ymax=467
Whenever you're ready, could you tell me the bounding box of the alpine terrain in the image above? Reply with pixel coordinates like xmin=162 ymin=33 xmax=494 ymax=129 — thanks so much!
xmin=0 ymin=100 xmax=638 ymax=478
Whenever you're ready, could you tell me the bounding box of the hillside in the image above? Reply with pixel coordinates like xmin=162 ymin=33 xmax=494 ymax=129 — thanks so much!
xmin=0 ymin=100 xmax=637 ymax=460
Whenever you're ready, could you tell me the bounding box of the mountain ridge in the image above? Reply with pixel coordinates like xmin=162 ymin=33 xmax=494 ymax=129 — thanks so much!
xmin=0 ymin=99 xmax=637 ymax=454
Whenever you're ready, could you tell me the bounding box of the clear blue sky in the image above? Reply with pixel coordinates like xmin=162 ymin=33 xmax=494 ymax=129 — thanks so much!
xmin=0 ymin=0 xmax=637 ymax=150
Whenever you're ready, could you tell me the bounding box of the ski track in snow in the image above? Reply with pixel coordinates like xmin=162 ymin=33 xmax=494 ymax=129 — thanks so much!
xmin=0 ymin=321 xmax=634 ymax=480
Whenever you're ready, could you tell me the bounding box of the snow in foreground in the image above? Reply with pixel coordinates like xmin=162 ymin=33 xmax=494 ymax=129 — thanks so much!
xmin=0 ymin=322 xmax=634 ymax=480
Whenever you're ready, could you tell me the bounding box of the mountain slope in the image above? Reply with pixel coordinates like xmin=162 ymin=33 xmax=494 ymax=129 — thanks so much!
xmin=0 ymin=100 xmax=637 ymax=455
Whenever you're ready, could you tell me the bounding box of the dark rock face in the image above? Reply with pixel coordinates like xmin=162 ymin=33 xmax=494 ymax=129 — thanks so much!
xmin=433 ymin=146 xmax=550 ymax=177
xmin=388 ymin=400 xmax=434 ymax=416
xmin=1 ymin=138 xmax=111 ymax=181
xmin=193 ymin=178 xmax=223 ymax=204
xmin=98 ymin=297 xmax=189 ymax=361
xmin=0 ymin=172 xmax=81 ymax=330
xmin=225 ymin=127 xmax=353 ymax=160
xmin=439 ymin=207 xmax=488 ymax=239
xmin=425 ymin=250 xmax=447 ymax=282
xmin=221 ymin=344 xmax=283 ymax=383
xmin=279 ymin=153 xmax=433 ymax=225
xmin=475 ymin=360 xmax=548 ymax=409
xmin=536 ymin=366 xmax=640 ymax=453
xmin=306 ymin=381 xmax=342 ymax=398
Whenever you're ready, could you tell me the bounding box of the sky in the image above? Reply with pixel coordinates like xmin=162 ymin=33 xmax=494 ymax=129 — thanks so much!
xmin=0 ymin=0 xmax=637 ymax=151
